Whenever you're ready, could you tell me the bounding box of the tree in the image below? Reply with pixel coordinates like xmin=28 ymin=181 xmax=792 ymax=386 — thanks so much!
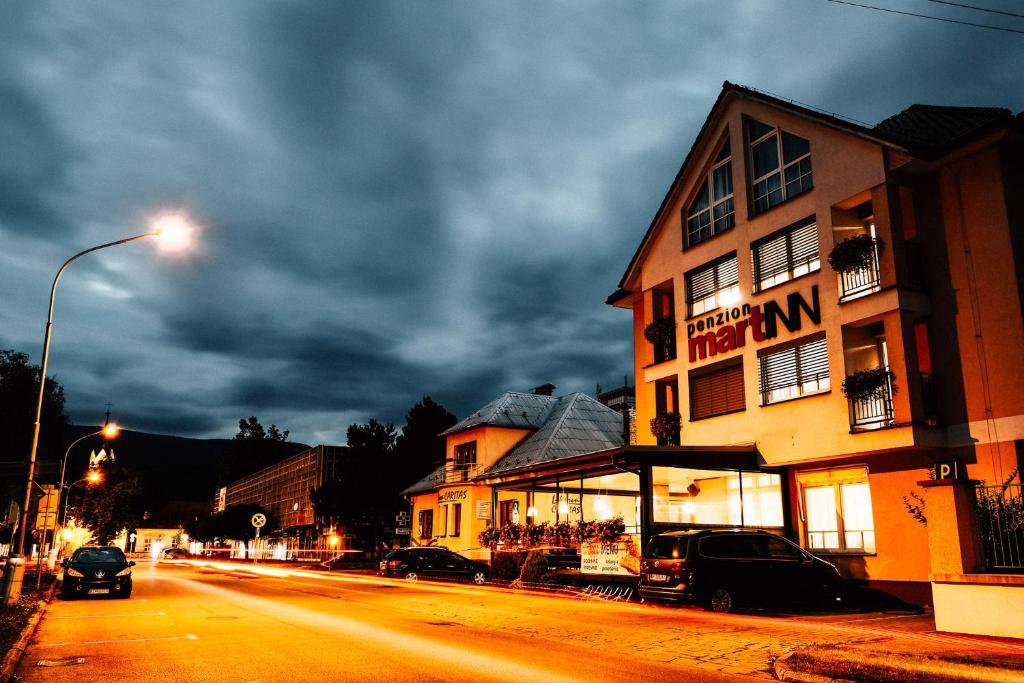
xmin=68 ymin=465 xmax=146 ymax=544
xmin=0 ymin=349 xmax=69 ymax=464
xmin=394 ymin=396 xmax=457 ymax=485
xmin=186 ymin=503 xmax=272 ymax=543
xmin=220 ymin=416 xmax=292 ymax=483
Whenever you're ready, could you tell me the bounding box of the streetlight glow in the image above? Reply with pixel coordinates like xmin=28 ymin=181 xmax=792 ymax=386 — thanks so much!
xmin=102 ymin=422 xmax=120 ymax=439
xmin=152 ymin=214 xmax=194 ymax=251
xmin=86 ymin=469 xmax=103 ymax=484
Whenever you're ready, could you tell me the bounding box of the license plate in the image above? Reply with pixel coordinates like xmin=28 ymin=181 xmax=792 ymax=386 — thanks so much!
xmin=87 ymin=588 xmax=110 ymax=595
xmin=648 ymin=574 xmax=668 ymax=582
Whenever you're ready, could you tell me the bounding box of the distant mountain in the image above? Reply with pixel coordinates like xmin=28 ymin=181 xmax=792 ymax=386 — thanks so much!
xmin=61 ymin=426 xmax=310 ymax=505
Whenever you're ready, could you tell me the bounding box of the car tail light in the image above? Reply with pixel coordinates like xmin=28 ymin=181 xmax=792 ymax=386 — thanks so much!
xmin=387 ymin=560 xmax=402 ymax=569
xmin=670 ymin=561 xmax=685 ymax=573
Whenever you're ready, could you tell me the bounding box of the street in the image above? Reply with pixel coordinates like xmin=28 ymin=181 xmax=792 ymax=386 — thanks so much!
xmin=17 ymin=561 xmax=1024 ymax=682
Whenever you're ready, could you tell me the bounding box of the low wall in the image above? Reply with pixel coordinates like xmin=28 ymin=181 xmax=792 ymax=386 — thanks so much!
xmin=931 ymin=573 xmax=1024 ymax=639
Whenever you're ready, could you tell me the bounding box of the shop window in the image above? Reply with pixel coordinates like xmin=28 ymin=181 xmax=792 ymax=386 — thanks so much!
xmin=690 ymin=360 xmax=745 ymax=420
xmin=451 ymin=504 xmax=462 ymax=537
xmin=752 ymin=217 xmax=820 ymax=292
xmin=685 ymin=252 xmax=740 ymax=318
xmin=684 ymin=139 xmax=735 ymax=248
xmin=758 ymin=334 xmax=829 ymax=405
xmin=652 ymin=466 xmax=783 ymax=527
xmin=747 ymin=118 xmax=812 ymax=215
xmin=799 ymin=468 xmax=876 ymax=553
xmin=417 ymin=509 xmax=433 ymax=540
xmin=499 ymin=499 xmax=520 ymax=526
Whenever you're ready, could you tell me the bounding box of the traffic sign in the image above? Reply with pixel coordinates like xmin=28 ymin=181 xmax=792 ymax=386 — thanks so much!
xmin=251 ymin=513 xmax=267 ymax=528
xmin=395 ymin=511 xmax=409 ymax=525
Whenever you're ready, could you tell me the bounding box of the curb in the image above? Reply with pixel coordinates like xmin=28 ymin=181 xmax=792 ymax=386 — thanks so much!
xmin=0 ymin=582 xmax=58 ymax=683
xmin=773 ymin=653 xmax=838 ymax=683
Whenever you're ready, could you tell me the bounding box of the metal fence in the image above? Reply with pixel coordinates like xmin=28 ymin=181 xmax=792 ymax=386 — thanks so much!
xmin=839 ymin=250 xmax=881 ymax=300
xmin=976 ymin=482 xmax=1024 ymax=570
xmin=849 ymin=378 xmax=895 ymax=428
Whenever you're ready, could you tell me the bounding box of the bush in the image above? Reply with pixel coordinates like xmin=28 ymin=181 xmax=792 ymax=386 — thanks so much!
xmin=650 ymin=412 xmax=681 ymax=444
xmin=519 ymin=550 xmax=550 ymax=584
xmin=827 ymin=234 xmax=883 ymax=273
xmin=490 ymin=551 xmax=526 ymax=581
xmin=841 ymin=367 xmax=896 ymax=401
xmin=499 ymin=523 xmax=524 ymax=546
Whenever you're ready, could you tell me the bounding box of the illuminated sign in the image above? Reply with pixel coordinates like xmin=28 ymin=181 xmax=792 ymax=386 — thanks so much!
xmin=686 ymin=285 xmax=821 ymax=362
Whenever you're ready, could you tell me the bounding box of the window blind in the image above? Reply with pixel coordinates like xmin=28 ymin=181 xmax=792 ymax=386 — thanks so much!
xmin=690 ymin=362 xmax=745 ymax=419
xmin=686 ymin=253 xmax=739 ymax=305
xmin=758 ymin=336 xmax=829 ymax=403
xmin=752 ymin=220 xmax=819 ymax=287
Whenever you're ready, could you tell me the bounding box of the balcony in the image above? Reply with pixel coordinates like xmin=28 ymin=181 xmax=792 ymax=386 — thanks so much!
xmin=848 ymin=370 xmax=895 ymax=429
xmin=838 ymin=248 xmax=881 ymax=301
xmin=444 ymin=462 xmax=484 ymax=484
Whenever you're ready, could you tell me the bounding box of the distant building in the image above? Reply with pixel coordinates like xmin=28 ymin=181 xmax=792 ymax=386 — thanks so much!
xmin=223 ymin=445 xmax=343 ymax=535
xmin=597 ymin=381 xmax=637 ymax=445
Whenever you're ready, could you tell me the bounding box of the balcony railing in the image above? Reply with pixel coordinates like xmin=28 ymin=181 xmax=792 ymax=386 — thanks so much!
xmin=849 ymin=373 xmax=895 ymax=429
xmin=838 ymin=247 xmax=881 ymax=301
xmin=444 ymin=462 xmax=484 ymax=483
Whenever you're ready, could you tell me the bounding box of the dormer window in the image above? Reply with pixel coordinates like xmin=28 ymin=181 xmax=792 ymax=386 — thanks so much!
xmin=684 ymin=139 xmax=735 ymax=248
xmin=747 ymin=118 xmax=812 ymax=215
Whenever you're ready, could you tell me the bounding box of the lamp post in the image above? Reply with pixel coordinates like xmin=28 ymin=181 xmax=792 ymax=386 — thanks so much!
xmin=1 ymin=216 xmax=192 ymax=606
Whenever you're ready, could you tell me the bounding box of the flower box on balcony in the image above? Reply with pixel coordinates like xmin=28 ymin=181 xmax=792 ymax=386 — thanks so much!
xmin=828 ymin=234 xmax=883 ymax=274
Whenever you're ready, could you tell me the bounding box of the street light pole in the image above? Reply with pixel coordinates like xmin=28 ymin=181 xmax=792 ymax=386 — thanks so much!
xmin=0 ymin=218 xmax=193 ymax=606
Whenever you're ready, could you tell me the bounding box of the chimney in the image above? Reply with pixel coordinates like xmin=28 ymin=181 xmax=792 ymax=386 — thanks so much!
xmin=531 ymin=383 xmax=556 ymax=396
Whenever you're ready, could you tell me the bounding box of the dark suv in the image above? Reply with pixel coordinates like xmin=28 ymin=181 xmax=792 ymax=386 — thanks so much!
xmin=639 ymin=529 xmax=841 ymax=612
xmin=61 ymin=546 xmax=135 ymax=599
xmin=379 ymin=547 xmax=489 ymax=585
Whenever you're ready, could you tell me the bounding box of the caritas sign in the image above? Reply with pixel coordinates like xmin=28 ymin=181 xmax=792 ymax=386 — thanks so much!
xmin=581 ymin=536 xmax=641 ymax=576
xmin=686 ymin=285 xmax=821 ymax=363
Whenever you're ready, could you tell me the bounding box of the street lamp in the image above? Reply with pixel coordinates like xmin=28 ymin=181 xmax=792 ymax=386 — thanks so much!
xmin=1 ymin=215 xmax=195 ymax=606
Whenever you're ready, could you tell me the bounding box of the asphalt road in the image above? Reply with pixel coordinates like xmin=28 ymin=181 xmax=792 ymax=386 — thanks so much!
xmin=18 ymin=562 xmax=746 ymax=682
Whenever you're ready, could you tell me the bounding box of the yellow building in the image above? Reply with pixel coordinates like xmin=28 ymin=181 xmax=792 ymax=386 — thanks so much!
xmin=607 ymin=82 xmax=1024 ymax=604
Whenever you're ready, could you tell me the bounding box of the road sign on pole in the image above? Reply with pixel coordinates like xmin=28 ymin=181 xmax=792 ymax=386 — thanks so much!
xmin=251 ymin=513 xmax=266 ymax=528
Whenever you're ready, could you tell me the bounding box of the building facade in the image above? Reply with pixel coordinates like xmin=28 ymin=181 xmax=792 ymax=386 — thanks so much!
xmin=224 ymin=445 xmax=343 ymax=535
xmin=607 ymin=82 xmax=1024 ymax=602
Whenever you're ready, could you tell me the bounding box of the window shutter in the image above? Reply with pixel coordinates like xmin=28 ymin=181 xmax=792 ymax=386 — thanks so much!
xmin=690 ymin=363 xmax=745 ymax=419
xmin=759 ymin=336 xmax=828 ymax=403
xmin=687 ymin=262 xmax=718 ymax=305
xmin=790 ymin=221 xmax=819 ymax=268
xmin=753 ymin=232 xmax=789 ymax=283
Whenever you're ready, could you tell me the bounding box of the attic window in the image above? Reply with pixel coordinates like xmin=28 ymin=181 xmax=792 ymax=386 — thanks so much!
xmin=684 ymin=138 xmax=735 ymax=249
xmin=747 ymin=118 xmax=812 ymax=215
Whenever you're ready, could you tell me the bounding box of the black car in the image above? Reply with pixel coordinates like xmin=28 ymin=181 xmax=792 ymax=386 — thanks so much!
xmin=61 ymin=546 xmax=135 ymax=599
xmin=379 ymin=547 xmax=489 ymax=585
xmin=639 ymin=529 xmax=841 ymax=613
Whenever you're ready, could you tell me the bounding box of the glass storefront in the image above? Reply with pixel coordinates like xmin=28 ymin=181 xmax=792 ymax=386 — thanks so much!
xmin=651 ymin=466 xmax=783 ymax=528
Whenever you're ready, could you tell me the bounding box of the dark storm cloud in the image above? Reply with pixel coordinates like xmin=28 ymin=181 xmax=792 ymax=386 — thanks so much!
xmin=1 ymin=0 xmax=1020 ymax=444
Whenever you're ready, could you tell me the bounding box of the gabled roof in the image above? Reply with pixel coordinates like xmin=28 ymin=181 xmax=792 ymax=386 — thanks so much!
xmin=612 ymin=81 xmax=1017 ymax=294
xmin=486 ymin=393 xmax=625 ymax=474
xmin=871 ymin=104 xmax=1013 ymax=156
xmin=400 ymin=464 xmax=445 ymax=496
xmin=440 ymin=391 xmax=558 ymax=436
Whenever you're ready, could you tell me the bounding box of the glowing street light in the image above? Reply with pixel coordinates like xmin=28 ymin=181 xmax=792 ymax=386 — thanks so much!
xmin=3 ymin=214 xmax=197 ymax=606
xmin=86 ymin=469 xmax=103 ymax=485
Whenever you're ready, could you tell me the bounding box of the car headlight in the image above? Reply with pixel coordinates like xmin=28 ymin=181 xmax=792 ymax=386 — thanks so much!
xmin=66 ymin=567 xmax=84 ymax=578
xmin=115 ymin=567 xmax=132 ymax=577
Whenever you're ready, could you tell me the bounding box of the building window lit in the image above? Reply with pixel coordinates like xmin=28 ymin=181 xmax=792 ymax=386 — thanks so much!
xmin=758 ymin=334 xmax=829 ymax=405
xmin=747 ymin=118 xmax=812 ymax=215
xmin=417 ymin=509 xmax=433 ymax=540
xmin=689 ymin=359 xmax=745 ymax=420
xmin=684 ymin=138 xmax=735 ymax=248
xmin=685 ymin=252 xmax=740 ymax=318
xmin=652 ymin=466 xmax=783 ymax=527
xmin=799 ymin=467 xmax=876 ymax=553
xmin=752 ymin=217 xmax=820 ymax=292
xmin=451 ymin=504 xmax=462 ymax=537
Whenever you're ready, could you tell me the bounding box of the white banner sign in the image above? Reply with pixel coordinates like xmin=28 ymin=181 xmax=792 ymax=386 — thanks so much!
xmin=580 ymin=535 xmax=641 ymax=576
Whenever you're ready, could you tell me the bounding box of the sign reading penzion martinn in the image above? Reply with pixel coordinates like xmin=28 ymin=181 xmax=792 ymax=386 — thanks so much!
xmin=686 ymin=285 xmax=821 ymax=363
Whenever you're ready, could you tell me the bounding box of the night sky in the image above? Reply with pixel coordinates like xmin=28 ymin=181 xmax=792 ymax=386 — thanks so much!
xmin=1 ymin=1 xmax=1021 ymax=445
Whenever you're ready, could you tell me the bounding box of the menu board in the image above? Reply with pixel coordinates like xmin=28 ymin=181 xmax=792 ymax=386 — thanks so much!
xmin=580 ymin=535 xmax=641 ymax=576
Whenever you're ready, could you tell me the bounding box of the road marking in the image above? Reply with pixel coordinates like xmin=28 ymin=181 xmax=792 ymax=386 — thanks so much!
xmin=36 ymin=657 xmax=86 ymax=667
xmin=49 ymin=611 xmax=167 ymax=619
xmin=36 ymin=634 xmax=198 ymax=647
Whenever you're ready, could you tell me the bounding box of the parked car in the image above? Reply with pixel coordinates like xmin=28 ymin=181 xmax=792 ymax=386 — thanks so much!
xmin=639 ymin=529 xmax=841 ymax=613
xmin=61 ymin=546 xmax=134 ymax=599
xmin=160 ymin=547 xmax=190 ymax=560
xmin=379 ymin=547 xmax=489 ymax=585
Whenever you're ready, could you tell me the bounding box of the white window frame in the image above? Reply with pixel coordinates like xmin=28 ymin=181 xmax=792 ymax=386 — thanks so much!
xmin=752 ymin=220 xmax=821 ymax=292
xmin=748 ymin=120 xmax=812 ymax=215
xmin=799 ymin=468 xmax=876 ymax=554
xmin=685 ymin=141 xmax=735 ymax=248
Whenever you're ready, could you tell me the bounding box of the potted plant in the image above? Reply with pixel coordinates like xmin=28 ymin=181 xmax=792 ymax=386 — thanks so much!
xmin=841 ymin=367 xmax=896 ymax=401
xmin=644 ymin=317 xmax=677 ymax=361
xmin=525 ymin=522 xmax=548 ymax=547
xmin=649 ymin=411 xmax=681 ymax=445
xmin=499 ymin=523 xmax=524 ymax=546
xmin=827 ymin=234 xmax=883 ymax=273
xmin=544 ymin=521 xmax=574 ymax=548
xmin=478 ymin=526 xmax=501 ymax=550
xmin=594 ymin=516 xmax=626 ymax=544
